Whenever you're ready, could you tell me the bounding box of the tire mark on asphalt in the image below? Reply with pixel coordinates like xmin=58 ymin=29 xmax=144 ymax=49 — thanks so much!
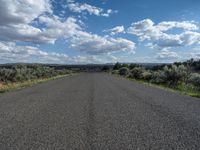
xmin=85 ymin=75 xmax=97 ymax=150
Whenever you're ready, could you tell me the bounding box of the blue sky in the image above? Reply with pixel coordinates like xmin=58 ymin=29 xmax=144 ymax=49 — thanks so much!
xmin=0 ymin=0 xmax=200 ymax=64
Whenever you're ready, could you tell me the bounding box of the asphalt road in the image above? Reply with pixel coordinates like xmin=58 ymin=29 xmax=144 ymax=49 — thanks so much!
xmin=0 ymin=73 xmax=200 ymax=150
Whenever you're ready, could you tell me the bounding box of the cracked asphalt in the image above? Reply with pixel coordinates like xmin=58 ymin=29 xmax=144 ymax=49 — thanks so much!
xmin=0 ymin=73 xmax=200 ymax=150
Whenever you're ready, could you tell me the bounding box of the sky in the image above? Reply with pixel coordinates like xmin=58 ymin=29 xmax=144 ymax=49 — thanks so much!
xmin=0 ymin=0 xmax=200 ymax=64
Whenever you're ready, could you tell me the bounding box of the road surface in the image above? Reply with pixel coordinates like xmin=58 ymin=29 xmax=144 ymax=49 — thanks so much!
xmin=0 ymin=73 xmax=200 ymax=150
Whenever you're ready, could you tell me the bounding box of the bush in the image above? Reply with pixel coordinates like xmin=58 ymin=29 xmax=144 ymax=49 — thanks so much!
xmin=121 ymin=64 xmax=129 ymax=68
xmin=130 ymin=67 xmax=143 ymax=79
xmin=150 ymin=71 xmax=165 ymax=84
xmin=141 ymin=70 xmax=152 ymax=81
xmin=0 ymin=68 xmax=12 ymax=82
xmin=189 ymin=73 xmax=200 ymax=90
xmin=161 ymin=65 xmax=188 ymax=87
xmin=112 ymin=70 xmax=119 ymax=74
xmin=129 ymin=63 xmax=139 ymax=70
xmin=119 ymin=67 xmax=130 ymax=76
xmin=113 ymin=62 xmax=121 ymax=70
xmin=101 ymin=66 xmax=110 ymax=72
xmin=0 ymin=65 xmax=72 ymax=83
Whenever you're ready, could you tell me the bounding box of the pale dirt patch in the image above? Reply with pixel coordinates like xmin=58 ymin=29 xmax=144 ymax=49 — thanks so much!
xmin=0 ymin=82 xmax=5 ymax=89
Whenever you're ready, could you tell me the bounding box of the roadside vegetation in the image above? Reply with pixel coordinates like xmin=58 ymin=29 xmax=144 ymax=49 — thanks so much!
xmin=0 ymin=64 xmax=74 ymax=93
xmin=103 ymin=59 xmax=200 ymax=98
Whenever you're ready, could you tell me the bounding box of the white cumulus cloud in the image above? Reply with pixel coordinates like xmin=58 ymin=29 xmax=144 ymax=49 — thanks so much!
xmin=0 ymin=42 xmax=70 ymax=64
xmin=127 ymin=19 xmax=200 ymax=49
xmin=104 ymin=26 xmax=125 ymax=35
xmin=66 ymin=0 xmax=116 ymax=17
xmin=0 ymin=41 xmax=121 ymax=64
xmin=0 ymin=0 xmax=134 ymax=56
xmin=0 ymin=0 xmax=52 ymax=25
xmin=69 ymin=31 xmax=135 ymax=54
xmin=156 ymin=49 xmax=179 ymax=60
xmin=38 ymin=15 xmax=136 ymax=55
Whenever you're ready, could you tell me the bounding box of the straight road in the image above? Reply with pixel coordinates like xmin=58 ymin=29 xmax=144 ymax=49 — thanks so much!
xmin=0 ymin=73 xmax=200 ymax=150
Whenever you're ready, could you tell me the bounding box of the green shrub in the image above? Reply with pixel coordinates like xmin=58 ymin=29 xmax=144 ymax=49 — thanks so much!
xmin=112 ymin=70 xmax=119 ymax=74
xmin=101 ymin=66 xmax=110 ymax=72
xmin=150 ymin=71 xmax=164 ymax=84
xmin=130 ymin=67 xmax=143 ymax=79
xmin=121 ymin=64 xmax=129 ymax=68
xmin=141 ymin=70 xmax=152 ymax=81
xmin=0 ymin=65 xmax=72 ymax=83
xmin=161 ymin=65 xmax=188 ymax=87
xmin=119 ymin=67 xmax=130 ymax=76
xmin=129 ymin=63 xmax=139 ymax=70
xmin=113 ymin=62 xmax=121 ymax=70
xmin=189 ymin=73 xmax=200 ymax=90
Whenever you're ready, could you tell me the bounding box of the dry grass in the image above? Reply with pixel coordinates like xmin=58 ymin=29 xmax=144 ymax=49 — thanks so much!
xmin=0 ymin=74 xmax=72 ymax=93
xmin=0 ymin=82 xmax=4 ymax=89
